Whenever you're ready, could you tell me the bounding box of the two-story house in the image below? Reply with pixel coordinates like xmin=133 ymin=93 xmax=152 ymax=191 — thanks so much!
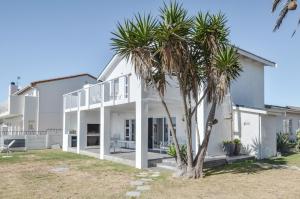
xmin=0 ymin=74 xmax=97 ymax=149
xmin=62 ymin=49 xmax=300 ymax=169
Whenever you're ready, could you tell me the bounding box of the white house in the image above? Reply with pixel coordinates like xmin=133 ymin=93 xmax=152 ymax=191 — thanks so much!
xmin=62 ymin=49 xmax=300 ymax=169
xmin=0 ymin=74 xmax=97 ymax=149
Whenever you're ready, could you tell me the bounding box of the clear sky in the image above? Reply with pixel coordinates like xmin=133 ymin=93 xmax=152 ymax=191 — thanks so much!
xmin=0 ymin=0 xmax=299 ymax=106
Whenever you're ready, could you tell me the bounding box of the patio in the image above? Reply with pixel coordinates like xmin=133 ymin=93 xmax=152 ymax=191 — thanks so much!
xmin=72 ymin=147 xmax=172 ymax=167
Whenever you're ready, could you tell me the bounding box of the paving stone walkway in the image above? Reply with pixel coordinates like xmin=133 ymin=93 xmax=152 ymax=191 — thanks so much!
xmin=126 ymin=170 xmax=160 ymax=198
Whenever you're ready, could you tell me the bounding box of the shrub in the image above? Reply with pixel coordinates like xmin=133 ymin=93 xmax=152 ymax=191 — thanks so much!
xmin=167 ymin=144 xmax=188 ymax=165
xmin=277 ymin=132 xmax=294 ymax=153
xmin=296 ymin=130 xmax=300 ymax=151
xmin=233 ymin=138 xmax=241 ymax=145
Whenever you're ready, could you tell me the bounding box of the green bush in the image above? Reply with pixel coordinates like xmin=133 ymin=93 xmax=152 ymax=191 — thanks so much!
xmin=277 ymin=132 xmax=294 ymax=153
xmin=233 ymin=138 xmax=241 ymax=145
xmin=296 ymin=130 xmax=300 ymax=151
xmin=167 ymin=144 xmax=188 ymax=165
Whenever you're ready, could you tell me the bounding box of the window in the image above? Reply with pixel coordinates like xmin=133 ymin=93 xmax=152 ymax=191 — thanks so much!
xmin=87 ymin=124 xmax=100 ymax=134
xmin=124 ymin=76 xmax=129 ymax=98
xmin=28 ymin=120 xmax=35 ymax=131
xmin=86 ymin=124 xmax=100 ymax=147
xmin=124 ymin=119 xmax=135 ymax=141
xmin=289 ymin=119 xmax=293 ymax=134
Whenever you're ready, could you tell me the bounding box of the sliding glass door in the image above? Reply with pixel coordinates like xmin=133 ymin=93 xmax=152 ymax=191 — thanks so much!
xmin=149 ymin=117 xmax=176 ymax=149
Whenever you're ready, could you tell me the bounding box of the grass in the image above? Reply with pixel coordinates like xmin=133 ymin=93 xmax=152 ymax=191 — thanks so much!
xmin=142 ymin=153 xmax=300 ymax=199
xmin=1 ymin=150 xmax=300 ymax=199
xmin=0 ymin=150 xmax=138 ymax=199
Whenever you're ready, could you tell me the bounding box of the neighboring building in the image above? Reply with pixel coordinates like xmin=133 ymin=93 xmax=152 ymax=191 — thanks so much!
xmin=0 ymin=74 xmax=97 ymax=149
xmin=62 ymin=49 xmax=300 ymax=169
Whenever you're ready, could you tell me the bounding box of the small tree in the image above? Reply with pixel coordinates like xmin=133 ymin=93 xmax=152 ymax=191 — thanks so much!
xmin=111 ymin=2 xmax=241 ymax=178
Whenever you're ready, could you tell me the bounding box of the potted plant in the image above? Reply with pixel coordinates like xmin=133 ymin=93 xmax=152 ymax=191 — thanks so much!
xmin=233 ymin=138 xmax=241 ymax=156
xmin=222 ymin=140 xmax=235 ymax=156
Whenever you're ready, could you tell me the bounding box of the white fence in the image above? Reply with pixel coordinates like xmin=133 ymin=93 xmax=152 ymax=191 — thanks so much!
xmin=0 ymin=130 xmax=62 ymax=150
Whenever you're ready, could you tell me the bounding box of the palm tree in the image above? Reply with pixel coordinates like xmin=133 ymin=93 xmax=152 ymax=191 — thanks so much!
xmin=272 ymin=0 xmax=299 ymax=36
xmin=111 ymin=1 xmax=241 ymax=178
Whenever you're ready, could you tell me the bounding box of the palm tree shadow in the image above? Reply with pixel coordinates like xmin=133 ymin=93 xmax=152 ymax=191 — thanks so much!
xmin=205 ymin=157 xmax=289 ymax=177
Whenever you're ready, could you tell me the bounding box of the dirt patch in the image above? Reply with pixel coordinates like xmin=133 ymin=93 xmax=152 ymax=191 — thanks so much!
xmin=0 ymin=150 xmax=137 ymax=199
xmin=142 ymin=169 xmax=300 ymax=199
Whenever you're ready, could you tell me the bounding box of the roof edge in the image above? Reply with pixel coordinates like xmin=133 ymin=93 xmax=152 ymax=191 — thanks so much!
xmin=15 ymin=73 xmax=97 ymax=95
xmin=237 ymin=47 xmax=277 ymax=67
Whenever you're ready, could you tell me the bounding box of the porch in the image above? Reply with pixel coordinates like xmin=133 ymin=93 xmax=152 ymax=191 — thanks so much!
xmin=68 ymin=146 xmax=171 ymax=167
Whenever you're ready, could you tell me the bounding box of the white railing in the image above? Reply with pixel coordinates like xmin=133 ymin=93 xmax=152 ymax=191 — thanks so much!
xmin=65 ymin=92 xmax=79 ymax=109
xmin=0 ymin=129 xmax=62 ymax=137
xmin=64 ymin=74 xmax=130 ymax=111
xmin=89 ymin=83 xmax=102 ymax=105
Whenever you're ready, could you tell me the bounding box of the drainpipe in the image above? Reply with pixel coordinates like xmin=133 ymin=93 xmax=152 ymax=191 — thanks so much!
xmin=259 ymin=114 xmax=262 ymax=159
xmin=36 ymin=88 xmax=40 ymax=132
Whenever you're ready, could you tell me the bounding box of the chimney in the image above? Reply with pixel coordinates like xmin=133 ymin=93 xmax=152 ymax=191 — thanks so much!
xmin=9 ymin=82 xmax=18 ymax=96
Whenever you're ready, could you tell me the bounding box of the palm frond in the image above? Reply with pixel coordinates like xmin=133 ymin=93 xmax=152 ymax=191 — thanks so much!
xmin=292 ymin=16 xmax=300 ymax=37
xmin=272 ymin=0 xmax=283 ymax=12
xmin=273 ymin=3 xmax=289 ymax=31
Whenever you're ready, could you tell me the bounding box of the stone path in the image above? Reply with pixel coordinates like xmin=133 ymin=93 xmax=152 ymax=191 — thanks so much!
xmin=126 ymin=169 xmax=160 ymax=198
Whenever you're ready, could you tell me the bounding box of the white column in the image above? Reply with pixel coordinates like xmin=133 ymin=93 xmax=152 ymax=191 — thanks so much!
xmin=196 ymin=96 xmax=205 ymax=154
xmin=135 ymin=80 xmax=148 ymax=169
xmin=76 ymin=92 xmax=81 ymax=154
xmin=100 ymin=107 xmax=110 ymax=159
xmin=62 ymin=111 xmax=68 ymax=151
xmin=62 ymin=95 xmax=68 ymax=151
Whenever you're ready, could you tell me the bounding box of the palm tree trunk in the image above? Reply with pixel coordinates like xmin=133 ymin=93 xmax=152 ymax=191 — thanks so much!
xmin=177 ymin=76 xmax=194 ymax=175
xmin=154 ymin=85 xmax=183 ymax=169
xmin=193 ymin=101 xmax=217 ymax=178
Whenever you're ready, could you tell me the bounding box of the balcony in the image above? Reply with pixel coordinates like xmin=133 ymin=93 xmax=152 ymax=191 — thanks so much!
xmin=64 ymin=74 xmax=130 ymax=111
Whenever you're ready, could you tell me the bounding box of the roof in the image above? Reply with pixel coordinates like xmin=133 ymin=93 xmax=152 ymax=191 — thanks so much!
xmin=265 ymin=104 xmax=300 ymax=114
xmin=233 ymin=104 xmax=267 ymax=114
xmin=98 ymin=48 xmax=276 ymax=80
xmin=237 ymin=48 xmax=277 ymax=67
xmin=15 ymin=73 xmax=97 ymax=95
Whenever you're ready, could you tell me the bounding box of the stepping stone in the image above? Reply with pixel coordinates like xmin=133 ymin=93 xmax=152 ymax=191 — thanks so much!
xmin=137 ymin=185 xmax=151 ymax=191
xmin=50 ymin=166 xmax=69 ymax=173
xmin=151 ymin=174 xmax=160 ymax=178
xmin=130 ymin=180 xmax=144 ymax=186
xmin=136 ymin=173 xmax=148 ymax=177
xmin=289 ymin=166 xmax=300 ymax=171
xmin=140 ymin=178 xmax=153 ymax=182
xmin=253 ymin=163 xmax=273 ymax=169
xmin=126 ymin=191 xmax=141 ymax=198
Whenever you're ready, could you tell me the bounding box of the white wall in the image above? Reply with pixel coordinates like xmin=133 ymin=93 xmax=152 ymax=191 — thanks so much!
xmin=231 ymin=57 xmax=265 ymax=108
xmin=23 ymin=96 xmax=38 ymax=131
xmin=37 ymin=75 xmax=96 ymax=131
xmin=261 ymin=115 xmax=278 ymax=158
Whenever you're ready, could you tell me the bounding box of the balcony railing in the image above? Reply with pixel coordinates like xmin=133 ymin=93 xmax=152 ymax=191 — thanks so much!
xmin=64 ymin=74 xmax=130 ymax=111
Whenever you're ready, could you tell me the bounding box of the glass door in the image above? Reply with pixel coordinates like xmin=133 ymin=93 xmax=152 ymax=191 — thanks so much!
xmin=150 ymin=117 xmax=176 ymax=149
xmin=153 ymin=118 xmax=164 ymax=149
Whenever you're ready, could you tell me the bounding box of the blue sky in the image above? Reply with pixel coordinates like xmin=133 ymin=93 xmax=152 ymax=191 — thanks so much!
xmin=0 ymin=0 xmax=299 ymax=106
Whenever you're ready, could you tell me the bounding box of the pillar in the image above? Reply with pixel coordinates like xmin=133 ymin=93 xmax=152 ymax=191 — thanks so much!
xmin=135 ymin=80 xmax=148 ymax=169
xmin=100 ymin=107 xmax=111 ymax=159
